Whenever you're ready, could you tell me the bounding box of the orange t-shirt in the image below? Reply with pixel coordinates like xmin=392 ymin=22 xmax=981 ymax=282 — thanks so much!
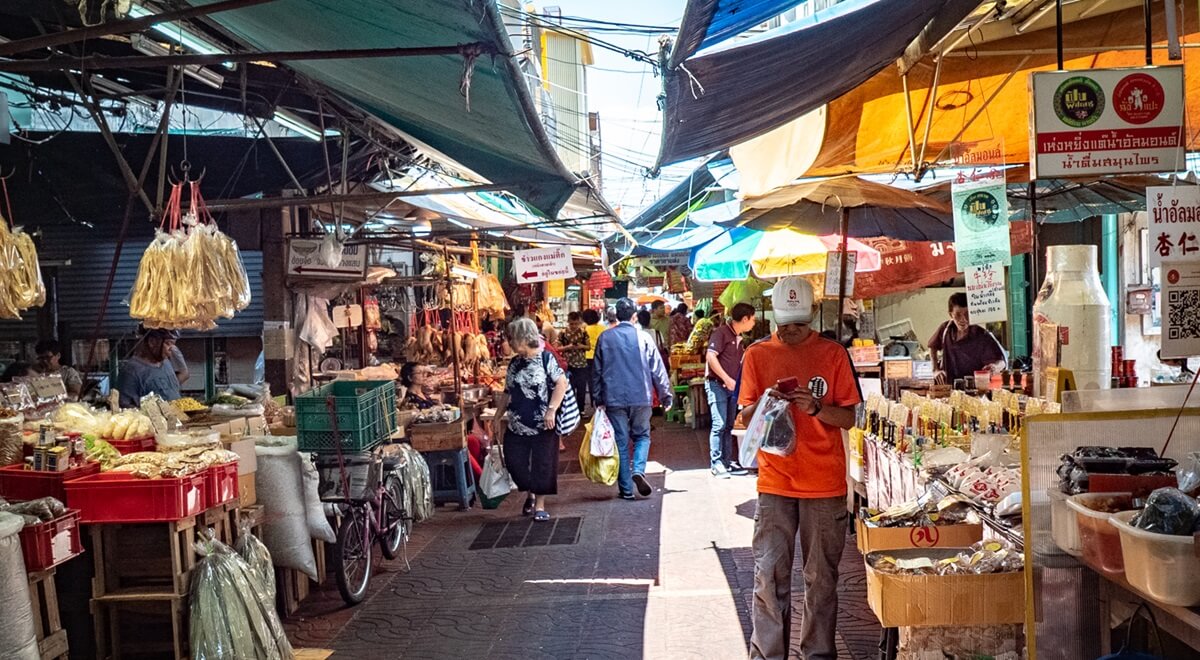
xmin=738 ymin=333 xmax=862 ymax=499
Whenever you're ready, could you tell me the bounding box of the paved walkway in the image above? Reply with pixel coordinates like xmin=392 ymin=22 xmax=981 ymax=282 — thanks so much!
xmin=285 ymin=423 xmax=881 ymax=659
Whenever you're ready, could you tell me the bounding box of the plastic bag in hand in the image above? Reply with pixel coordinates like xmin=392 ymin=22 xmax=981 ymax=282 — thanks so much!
xmin=1132 ymin=487 xmax=1200 ymax=535
xmin=589 ymin=407 xmax=615 ymax=458
xmin=480 ymin=444 xmax=517 ymax=499
xmin=740 ymin=393 xmax=796 ymax=465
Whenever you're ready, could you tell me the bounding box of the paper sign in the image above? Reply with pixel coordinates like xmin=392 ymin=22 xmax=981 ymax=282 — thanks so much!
xmin=952 ymin=169 xmax=1010 ymax=270
xmin=965 ymin=262 xmax=1008 ymax=324
xmin=332 ymin=304 xmax=363 ymax=329
xmin=1031 ymin=66 xmax=1185 ymax=178
xmin=545 ymin=279 xmax=566 ymax=298
xmin=823 ymin=251 xmax=857 ymax=297
xmin=1147 ymin=186 xmax=1200 ymax=268
xmin=515 ymin=246 xmax=576 ymax=284
xmin=287 ymin=238 xmax=367 ymax=280
xmin=1161 ymin=260 xmax=1200 ymax=358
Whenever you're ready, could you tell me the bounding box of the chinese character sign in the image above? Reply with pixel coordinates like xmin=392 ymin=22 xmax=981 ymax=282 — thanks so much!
xmin=952 ymin=168 xmax=1011 ymax=271
xmin=1148 ymin=186 xmax=1200 ymax=269
xmin=1031 ymin=66 xmax=1185 ymax=178
xmin=966 ymin=262 xmax=1008 ymax=325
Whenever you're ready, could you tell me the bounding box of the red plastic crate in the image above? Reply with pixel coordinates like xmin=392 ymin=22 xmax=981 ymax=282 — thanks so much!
xmin=64 ymin=472 xmax=207 ymax=523
xmin=19 ymin=509 xmax=83 ymax=572
xmin=106 ymin=436 xmax=156 ymax=455
xmin=0 ymin=462 xmax=101 ymax=502
xmin=203 ymin=463 xmax=239 ymax=508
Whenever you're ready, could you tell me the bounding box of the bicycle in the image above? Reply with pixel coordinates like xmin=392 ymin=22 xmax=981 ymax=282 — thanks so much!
xmin=315 ymin=397 xmax=410 ymax=605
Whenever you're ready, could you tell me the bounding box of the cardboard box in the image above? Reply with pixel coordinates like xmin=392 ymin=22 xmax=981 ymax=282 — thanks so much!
xmin=239 ymin=473 xmax=256 ymax=507
xmin=222 ymin=438 xmax=257 ymax=475
xmin=856 ymin=518 xmax=984 ymax=554
xmin=865 ymin=549 xmax=1025 ymax=627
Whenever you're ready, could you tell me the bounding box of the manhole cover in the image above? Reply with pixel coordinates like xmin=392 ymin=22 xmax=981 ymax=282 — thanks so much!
xmin=469 ymin=516 xmax=582 ymax=550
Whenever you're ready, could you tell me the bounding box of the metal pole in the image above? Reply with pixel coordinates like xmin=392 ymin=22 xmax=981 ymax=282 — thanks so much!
xmin=837 ymin=208 xmax=850 ymax=344
xmin=1055 ymin=0 xmax=1064 ymax=69
xmin=444 ymin=243 xmax=463 ymax=402
xmin=0 ymin=43 xmax=494 ymax=74
xmin=0 ymin=0 xmax=277 ymax=57
xmin=1144 ymin=0 xmax=1153 ymax=65
xmin=202 ymin=183 xmax=516 ymax=211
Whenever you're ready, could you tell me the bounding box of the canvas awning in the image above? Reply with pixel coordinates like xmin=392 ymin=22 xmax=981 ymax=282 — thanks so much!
xmin=657 ymin=0 xmax=978 ymax=166
xmin=188 ymin=0 xmax=582 ymax=217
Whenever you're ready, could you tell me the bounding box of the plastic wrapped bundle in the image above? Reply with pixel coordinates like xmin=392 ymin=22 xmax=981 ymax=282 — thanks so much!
xmin=190 ymin=531 xmax=293 ymax=660
xmin=0 ymin=512 xmax=38 ymax=660
xmin=398 ymin=444 xmax=434 ymax=523
xmin=234 ymin=518 xmax=277 ymax=606
xmin=739 ymin=394 xmax=796 ymax=465
xmin=0 ymin=217 xmax=45 ymax=320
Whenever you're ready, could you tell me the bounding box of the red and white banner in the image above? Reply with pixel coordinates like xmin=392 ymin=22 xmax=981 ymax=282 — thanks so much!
xmin=1031 ymin=66 xmax=1185 ymax=178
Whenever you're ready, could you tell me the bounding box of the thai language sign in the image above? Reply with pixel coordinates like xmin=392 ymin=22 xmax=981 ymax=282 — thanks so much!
xmin=965 ymin=262 xmax=1008 ymax=325
xmin=515 ymin=246 xmax=576 ymax=284
xmin=1031 ymin=66 xmax=1185 ymax=178
xmin=951 ymin=169 xmax=1010 ymax=271
xmin=1147 ymin=186 xmax=1200 ymax=269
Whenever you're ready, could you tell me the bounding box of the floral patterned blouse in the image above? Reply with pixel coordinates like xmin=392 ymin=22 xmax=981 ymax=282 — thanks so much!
xmin=504 ymin=351 xmax=566 ymax=436
xmin=559 ymin=328 xmax=590 ymax=369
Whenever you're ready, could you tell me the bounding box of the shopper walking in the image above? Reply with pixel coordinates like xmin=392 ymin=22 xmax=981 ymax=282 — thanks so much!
xmin=739 ymin=276 xmax=862 ymax=660
xmin=705 ymin=302 xmax=757 ymax=478
xmin=559 ymin=312 xmax=591 ymax=411
xmin=592 ymin=297 xmax=673 ymax=500
xmin=493 ymin=318 xmax=568 ymax=522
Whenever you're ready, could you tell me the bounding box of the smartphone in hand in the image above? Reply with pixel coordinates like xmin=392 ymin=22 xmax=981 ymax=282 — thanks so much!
xmin=776 ymin=377 xmax=799 ymax=393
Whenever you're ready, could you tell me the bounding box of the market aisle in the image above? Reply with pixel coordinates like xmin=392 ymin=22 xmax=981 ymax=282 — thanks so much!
xmin=284 ymin=424 xmax=881 ymax=659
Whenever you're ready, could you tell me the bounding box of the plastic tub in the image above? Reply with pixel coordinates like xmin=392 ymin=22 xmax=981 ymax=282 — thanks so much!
xmin=18 ymin=509 xmax=83 ymax=571
xmin=203 ymin=462 xmax=239 ymax=508
xmin=106 ymin=436 xmax=156 ymax=455
xmin=1066 ymin=492 xmax=1133 ymax=577
xmin=64 ymin=472 xmax=207 ymax=523
xmin=0 ymin=462 xmax=101 ymax=502
xmin=1111 ymin=510 xmax=1200 ymax=606
xmin=1048 ymin=488 xmax=1082 ymax=557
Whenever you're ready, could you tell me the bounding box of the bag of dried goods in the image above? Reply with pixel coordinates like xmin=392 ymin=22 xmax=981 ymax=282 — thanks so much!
xmin=0 ymin=512 xmax=38 ymax=660
xmin=190 ymin=531 xmax=292 ymax=660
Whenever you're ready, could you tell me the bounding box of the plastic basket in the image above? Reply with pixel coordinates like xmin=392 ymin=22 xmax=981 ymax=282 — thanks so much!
xmin=314 ymin=452 xmax=380 ymax=501
xmin=1110 ymin=510 xmax=1200 ymax=606
xmin=203 ymin=462 xmax=239 ymax=508
xmin=296 ymin=380 xmax=396 ymax=453
xmin=0 ymin=462 xmax=101 ymax=502
xmin=106 ymin=436 xmax=156 ymax=455
xmin=64 ymin=472 xmax=207 ymax=523
xmin=19 ymin=509 xmax=83 ymax=571
xmin=1067 ymin=492 xmax=1133 ymax=577
xmin=1048 ymin=488 xmax=1082 ymax=557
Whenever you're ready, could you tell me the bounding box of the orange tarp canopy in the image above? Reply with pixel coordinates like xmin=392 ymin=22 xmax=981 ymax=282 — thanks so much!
xmin=805 ymin=3 xmax=1200 ymax=178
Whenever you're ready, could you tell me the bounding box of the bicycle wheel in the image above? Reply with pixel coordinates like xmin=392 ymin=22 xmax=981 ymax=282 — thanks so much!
xmin=380 ymin=474 xmax=407 ymax=560
xmin=333 ymin=505 xmax=373 ymax=605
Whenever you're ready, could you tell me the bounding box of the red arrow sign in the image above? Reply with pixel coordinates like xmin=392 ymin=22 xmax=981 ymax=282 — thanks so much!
xmin=521 ymin=271 xmax=539 ymax=279
xmin=293 ymin=266 xmax=357 ymax=275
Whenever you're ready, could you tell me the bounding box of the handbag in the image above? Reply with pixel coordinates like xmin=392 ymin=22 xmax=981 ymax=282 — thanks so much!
xmin=541 ymin=351 xmax=580 ymax=436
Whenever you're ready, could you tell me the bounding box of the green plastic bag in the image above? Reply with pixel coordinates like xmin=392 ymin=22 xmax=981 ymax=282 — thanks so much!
xmin=578 ymin=419 xmax=619 ymax=486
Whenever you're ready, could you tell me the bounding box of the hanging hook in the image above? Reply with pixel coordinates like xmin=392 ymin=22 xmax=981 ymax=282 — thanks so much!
xmin=0 ymin=166 xmax=14 ymax=180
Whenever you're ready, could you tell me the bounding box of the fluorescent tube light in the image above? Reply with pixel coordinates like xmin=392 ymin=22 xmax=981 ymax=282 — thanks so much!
xmin=128 ymin=4 xmax=234 ymax=68
xmin=130 ymin=34 xmax=224 ymax=89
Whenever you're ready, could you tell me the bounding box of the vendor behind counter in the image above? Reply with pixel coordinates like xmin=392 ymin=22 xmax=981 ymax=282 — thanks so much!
xmin=116 ymin=328 xmax=182 ymax=408
xmin=399 ymin=362 xmax=442 ymax=410
xmin=928 ymin=292 xmax=1007 ymax=385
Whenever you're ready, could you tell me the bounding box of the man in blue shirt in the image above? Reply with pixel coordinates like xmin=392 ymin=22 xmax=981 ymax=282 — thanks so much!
xmin=592 ymin=297 xmax=673 ymax=500
xmin=117 ymin=328 xmax=182 ymax=408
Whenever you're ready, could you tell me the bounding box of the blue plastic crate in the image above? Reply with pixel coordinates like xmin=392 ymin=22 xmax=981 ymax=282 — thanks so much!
xmin=296 ymin=380 xmax=397 ymax=453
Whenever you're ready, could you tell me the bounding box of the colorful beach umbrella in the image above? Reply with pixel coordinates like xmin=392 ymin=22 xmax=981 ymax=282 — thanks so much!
xmin=689 ymin=227 xmax=881 ymax=282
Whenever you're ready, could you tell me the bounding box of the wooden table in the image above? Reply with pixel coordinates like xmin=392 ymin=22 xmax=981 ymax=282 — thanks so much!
xmin=1097 ymin=571 xmax=1200 ymax=654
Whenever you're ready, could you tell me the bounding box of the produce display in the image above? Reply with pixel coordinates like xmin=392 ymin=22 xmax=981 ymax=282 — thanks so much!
xmin=411 ymin=404 xmax=460 ymax=425
xmin=679 ymin=315 xmax=715 ymax=355
xmin=0 ymin=215 xmax=45 ymax=320
xmin=99 ymin=410 xmax=154 ymax=441
xmin=174 ymin=397 xmax=207 ymax=413
xmin=861 ymin=494 xmax=979 ymax=528
xmin=128 ymin=181 xmax=251 ymax=330
xmin=870 ymin=540 xmax=1024 ymax=575
xmin=108 ymin=447 xmax=237 ymax=479
xmin=0 ymin=496 xmax=67 ymax=525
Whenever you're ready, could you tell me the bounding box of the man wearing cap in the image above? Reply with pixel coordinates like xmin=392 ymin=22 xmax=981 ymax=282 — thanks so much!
xmin=739 ymin=276 xmax=862 ymax=660
xmin=117 ymin=328 xmax=183 ymax=408
xmin=592 ymin=297 xmax=674 ymax=500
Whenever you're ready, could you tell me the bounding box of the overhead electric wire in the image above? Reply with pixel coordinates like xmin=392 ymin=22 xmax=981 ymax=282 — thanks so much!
xmin=497 ymin=5 xmax=660 ymax=67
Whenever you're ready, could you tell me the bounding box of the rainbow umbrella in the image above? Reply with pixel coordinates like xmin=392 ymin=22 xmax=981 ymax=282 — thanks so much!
xmin=689 ymin=227 xmax=881 ymax=282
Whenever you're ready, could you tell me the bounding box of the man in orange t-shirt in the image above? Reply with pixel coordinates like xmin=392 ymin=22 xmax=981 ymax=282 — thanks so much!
xmin=738 ymin=276 xmax=861 ymax=660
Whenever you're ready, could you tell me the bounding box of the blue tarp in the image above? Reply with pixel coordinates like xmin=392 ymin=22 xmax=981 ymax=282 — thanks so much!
xmin=670 ymin=0 xmax=812 ymax=67
xmin=657 ymin=0 xmax=973 ymax=166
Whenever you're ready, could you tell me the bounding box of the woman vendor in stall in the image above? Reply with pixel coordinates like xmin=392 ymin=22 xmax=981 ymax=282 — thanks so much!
xmin=399 ymin=362 xmax=443 ymax=409
xmin=929 ymin=292 xmax=1007 ymax=385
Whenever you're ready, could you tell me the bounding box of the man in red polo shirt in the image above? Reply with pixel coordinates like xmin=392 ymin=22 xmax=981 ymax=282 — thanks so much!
xmin=739 ymin=276 xmax=862 ymax=660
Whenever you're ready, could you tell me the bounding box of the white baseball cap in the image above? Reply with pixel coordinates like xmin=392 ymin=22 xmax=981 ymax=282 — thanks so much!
xmin=772 ymin=276 xmax=815 ymax=325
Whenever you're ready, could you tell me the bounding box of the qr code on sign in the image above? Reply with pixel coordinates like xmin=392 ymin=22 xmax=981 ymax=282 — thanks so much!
xmin=1167 ymin=289 xmax=1200 ymax=340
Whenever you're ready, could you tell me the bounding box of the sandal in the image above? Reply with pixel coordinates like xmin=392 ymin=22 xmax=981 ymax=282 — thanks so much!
xmin=533 ymin=510 xmax=550 ymax=522
xmin=522 ymin=495 xmax=536 ymax=516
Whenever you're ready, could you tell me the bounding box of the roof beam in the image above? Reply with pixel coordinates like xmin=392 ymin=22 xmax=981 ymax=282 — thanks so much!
xmin=0 ymin=43 xmax=495 ymax=74
xmin=0 ymin=0 xmax=277 ymax=57
xmin=202 ymin=183 xmax=518 ymax=212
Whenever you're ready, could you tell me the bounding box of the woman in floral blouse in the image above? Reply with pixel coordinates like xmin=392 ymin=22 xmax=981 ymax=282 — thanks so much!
xmin=559 ymin=311 xmax=591 ymax=410
xmin=493 ymin=317 xmax=568 ymax=521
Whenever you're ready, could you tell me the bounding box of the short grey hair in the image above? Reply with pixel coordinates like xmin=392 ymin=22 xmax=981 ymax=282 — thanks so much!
xmin=507 ymin=317 xmax=541 ymax=350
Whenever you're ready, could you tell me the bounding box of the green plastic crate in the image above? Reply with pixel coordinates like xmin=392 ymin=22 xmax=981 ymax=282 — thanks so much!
xmin=296 ymin=380 xmax=397 ymax=452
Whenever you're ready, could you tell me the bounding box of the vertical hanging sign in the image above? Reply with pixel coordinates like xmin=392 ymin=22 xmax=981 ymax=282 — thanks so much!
xmin=965 ymin=262 xmax=1008 ymax=324
xmin=952 ymin=168 xmax=1010 ymax=271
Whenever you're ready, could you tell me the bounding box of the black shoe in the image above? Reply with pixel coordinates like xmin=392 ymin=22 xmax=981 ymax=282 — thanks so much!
xmin=633 ymin=473 xmax=652 ymax=497
xmin=522 ymin=495 xmax=536 ymax=516
xmin=727 ymin=462 xmax=749 ymax=476
xmin=619 ymin=492 xmax=635 ymax=501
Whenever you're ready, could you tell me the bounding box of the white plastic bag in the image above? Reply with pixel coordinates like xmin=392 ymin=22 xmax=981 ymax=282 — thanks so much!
xmin=589 ymin=407 xmax=615 ymax=457
xmin=739 ymin=393 xmax=796 ymax=465
xmin=0 ymin=512 xmax=38 ymax=660
xmin=254 ymin=443 xmax=318 ymax=579
xmin=300 ymin=454 xmax=336 ymax=543
xmin=480 ymin=445 xmax=516 ymax=499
